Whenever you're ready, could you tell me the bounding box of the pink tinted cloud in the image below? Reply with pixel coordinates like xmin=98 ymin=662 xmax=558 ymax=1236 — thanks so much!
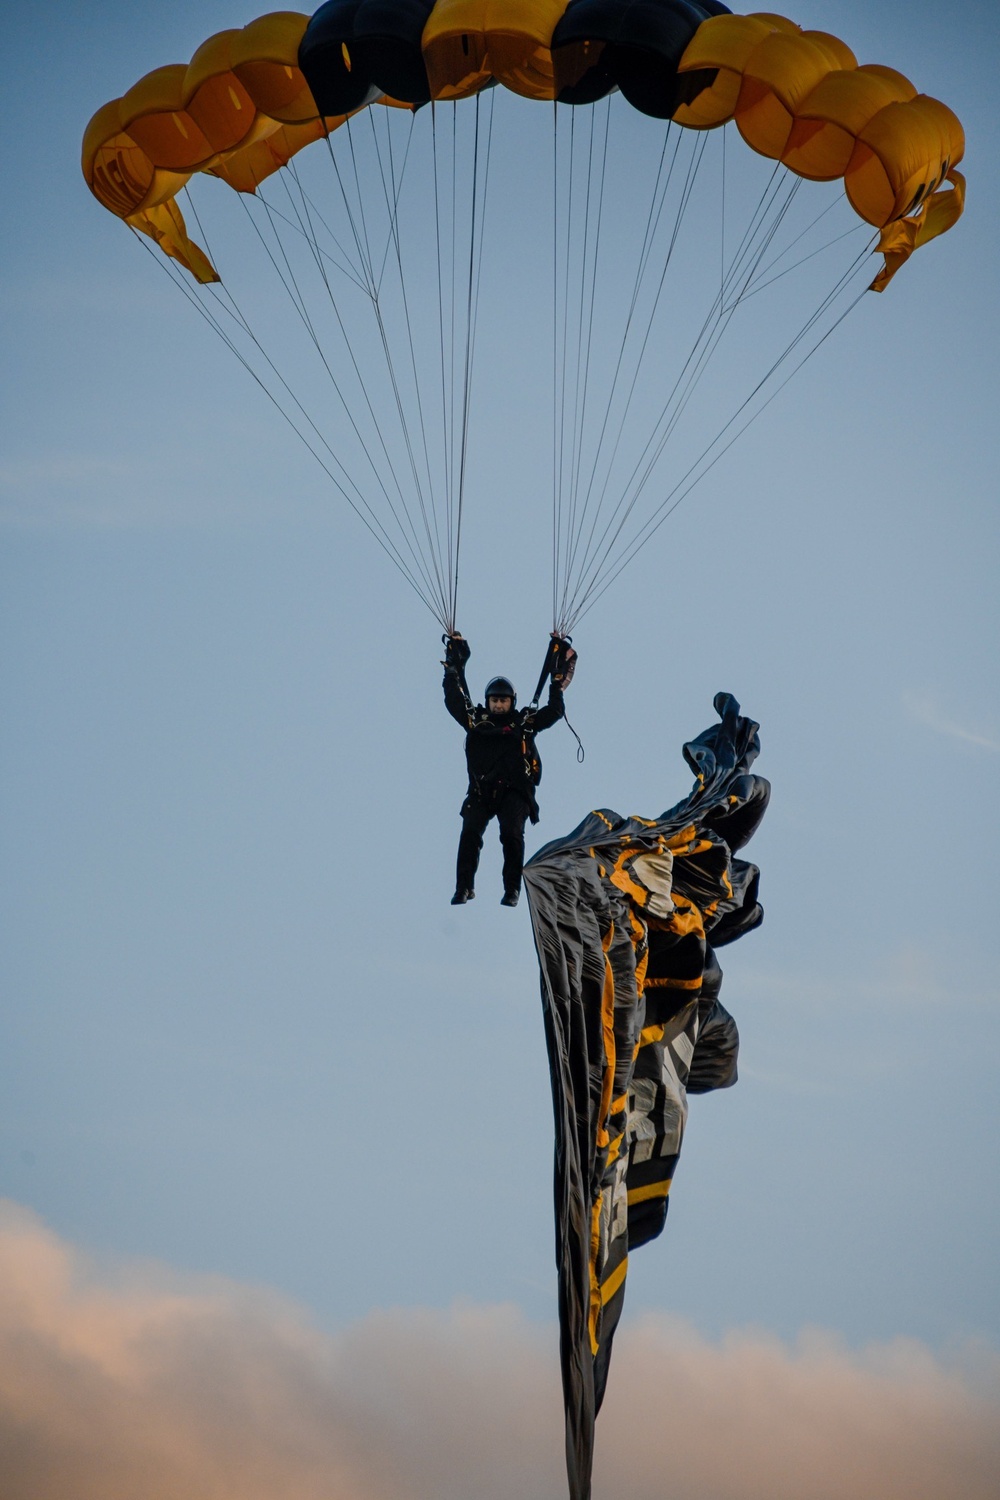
xmin=1 ymin=1201 xmax=997 ymax=1500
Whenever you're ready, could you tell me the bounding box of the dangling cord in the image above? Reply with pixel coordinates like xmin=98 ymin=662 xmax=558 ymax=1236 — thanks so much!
xmin=526 ymin=635 xmax=585 ymax=761
xmin=563 ymin=711 xmax=585 ymax=763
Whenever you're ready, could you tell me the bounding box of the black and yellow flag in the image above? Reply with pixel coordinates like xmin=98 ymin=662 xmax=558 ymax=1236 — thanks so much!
xmin=524 ymin=694 xmax=769 ymax=1500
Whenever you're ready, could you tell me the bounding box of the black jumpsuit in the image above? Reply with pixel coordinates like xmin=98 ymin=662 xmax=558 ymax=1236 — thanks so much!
xmin=444 ymin=667 xmax=564 ymax=897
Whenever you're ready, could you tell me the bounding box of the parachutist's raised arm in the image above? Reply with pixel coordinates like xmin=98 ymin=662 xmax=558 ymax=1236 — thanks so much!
xmin=443 ymin=633 xmax=473 ymax=727
xmin=531 ymin=678 xmax=565 ymax=732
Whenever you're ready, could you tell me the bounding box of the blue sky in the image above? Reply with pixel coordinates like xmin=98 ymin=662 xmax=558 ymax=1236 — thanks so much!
xmin=1 ymin=2 xmax=998 ymax=1494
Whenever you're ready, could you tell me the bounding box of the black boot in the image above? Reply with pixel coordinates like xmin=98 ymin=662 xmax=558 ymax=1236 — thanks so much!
xmin=500 ymin=889 xmax=519 ymax=908
xmin=451 ymin=887 xmax=475 ymax=905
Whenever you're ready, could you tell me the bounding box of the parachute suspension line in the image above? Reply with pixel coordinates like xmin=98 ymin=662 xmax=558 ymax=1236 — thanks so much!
xmin=223 ymin=186 xmax=367 ymax=291
xmin=365 ymin=106 xmax=443 ymax=587
xmin=250 ymin=165 xmax=450 ymax=620
xmin=451 ymin=88 xmax=494 ymax=631
xmin=319 ymin=123 xmax=452 ymax=621
xmin=556 ymin=127 xmax=710 ymax=629
xmin=735 ymin=218 xmax=868 ymax=303
xmin=374 ymin=109 xmax=458 ymax=622
xmin=318 ymin=112 xmax=497 ymax=627
xmin=558 ymin=101 xmax=590 ymax=625
xmin=443 ymin=101 xmax=458 ymax=627
xmin=740 ymin=187 xmax=841 ymax=295
xmin=551 ymin=101 xmax=566 ymax=627
xmin=220 ymin=133 xmax=449 ymax=620
xmin=552 ymin=98 xmax=611 ymax=632
xmin=279 ymin=157 xmax=370 ymax=289
xmin=428 ymin=102 xmax=475 ymax=632
xmin=251 ymin=173 xmax=403 ymax=507
xmin=568 ymin=130 xmax=708 ymax=605
xmin=450 ymin=104 xmax=459 ymax=613
xmin=569 ymin=99 xmax=612 ymax=626
xmin=317 ymin=126 xmax=447 ymax=598
xmin=574 ymin=266 xmax=875 ymax=626
xmin=336 ymin=118 xmax=453 ymax=618
xmin=367 ymin=103 xmax=413 ymax=296
xmin=642 ymin=171 xmax=805 ymax=458
xmin=564 ymin=151 xmax=789 ymax=616
xmin=557 ymin=133 xmax=878 ymax=631
xmin=242 ymin=189 xmax=446 ymax=613
xmin=720 ymin=122 xmax=726 ymax=304
xmin=431 ymin=103 xmax=459 ymax=630
xmin=721 ymin=165 xmax=801 ymax=311
xmin=343 ymin=113 xmax=378 ymax=289
xmin=553 ymin=120 xmax=681 ymax=630
xmin=569 ymin=243 xmax=877 ymax=628
xmin=183 ymin=189 xmax=413 ymax=564
xmin=562 ymin=162 xmax=800 ymax=621
xmin=560 ymin=105 xmax=577 ymax=624
xmin=557 ymin=96 xmax=612 ymax=634
xmin=189 ymin=180 xmax=415 ymax=558
xmin=552 ymin=103 xmax=578 ymax=632
xmin=633 ymin=126 xmax=683 ymax=297
xmin=551 ymin=103 xmax=560 ymax=629
xmin=129 ymin=227 xmax=442 ymax=619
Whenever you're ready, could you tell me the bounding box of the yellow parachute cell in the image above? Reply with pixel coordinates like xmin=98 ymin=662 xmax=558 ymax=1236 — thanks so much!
xmin=781 ymin=66 xmax=917 ymax=182
xmin=81 ymin=13 xmax=333 ymax=282
xmin=83 ymin=8 xmax=964 ymax=292
xmin=183 ymin=30 xmax=264 ymax=153
xmin=672 ymin=13 xmax=800 ymax=129
xmin=672 ymin=9 xmax=964 ymax=280
xmin=228 ymin=11 xmax=317 ymax=121
xmin=422 ymin=0 xmax=571 ymax=103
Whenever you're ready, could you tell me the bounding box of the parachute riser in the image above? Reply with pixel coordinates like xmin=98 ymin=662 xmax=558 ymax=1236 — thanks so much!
xmin=528 ymin=636 xmax=583 ymax=761
xmin=528 ymin=634 xmax=572 ymax=710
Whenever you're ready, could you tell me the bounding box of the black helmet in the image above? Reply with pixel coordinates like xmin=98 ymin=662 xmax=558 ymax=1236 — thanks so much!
xmin=485 ymin=676 xmax=516 ymax=708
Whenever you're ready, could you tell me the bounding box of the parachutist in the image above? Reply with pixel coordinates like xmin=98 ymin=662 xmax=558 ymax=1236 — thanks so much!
xmin=443 ymin=633 xmax=575 ymax=906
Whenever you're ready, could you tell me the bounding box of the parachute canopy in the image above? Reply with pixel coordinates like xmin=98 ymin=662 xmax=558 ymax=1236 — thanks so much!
xmin=82 ymin=8 xmax=965 ymax=634
xmin=83 ymin=6 xmax=964 ymax=283
xmin=524 ymin=692 xmax=769 ymax=1500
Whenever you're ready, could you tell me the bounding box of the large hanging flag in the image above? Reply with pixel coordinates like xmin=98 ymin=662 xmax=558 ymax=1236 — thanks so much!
xmin=524 ymin=693 xmax=769 ymax=1500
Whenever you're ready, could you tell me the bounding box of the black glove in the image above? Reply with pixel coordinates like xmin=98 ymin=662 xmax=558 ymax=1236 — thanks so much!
xmin=444 ymin=634 xmax=471 ymax=668
xmin=552 ymin=636 xmax=577 ymax=688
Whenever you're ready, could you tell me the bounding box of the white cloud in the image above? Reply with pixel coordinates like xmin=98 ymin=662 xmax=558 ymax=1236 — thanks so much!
xmin=902 ymin=691 xmax=1000 ymax=752
xmin=1 ymin=1200 xmax=997 ymax=1500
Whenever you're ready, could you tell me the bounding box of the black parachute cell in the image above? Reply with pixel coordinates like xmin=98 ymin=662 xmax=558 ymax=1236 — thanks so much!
xmin=687 ymin=947 xmax=740 ymax=1094
xmin=710 ymin=864 xmax=763 ymax=947
xmin=352 ymin=0 xmax=437 ymax=104
xmin=614 ymin=0 xmax=730 ymax=119
xmin=299 ymin=0 xmax=382 ymax=115
xmin=703 ymin=770 xmax=771 ymax=852
xmin=552 ymin=0 xmax=730 ymax=114
xmin=524 ymin=692 xmax=765 ymax=1500
xmin=550 ymin=0 xmax=620 ymax=107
